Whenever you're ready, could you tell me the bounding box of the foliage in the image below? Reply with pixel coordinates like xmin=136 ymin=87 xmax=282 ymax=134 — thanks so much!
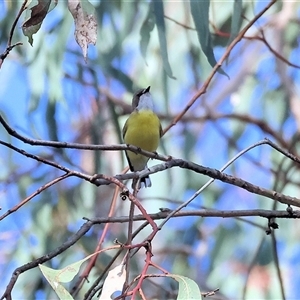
xmin=1 ymin=0 xmax=300 ymax=299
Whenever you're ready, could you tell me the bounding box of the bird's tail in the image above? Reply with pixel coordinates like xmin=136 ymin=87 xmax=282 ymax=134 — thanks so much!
xmin=132 ymin=175 xmax=152 ymax=189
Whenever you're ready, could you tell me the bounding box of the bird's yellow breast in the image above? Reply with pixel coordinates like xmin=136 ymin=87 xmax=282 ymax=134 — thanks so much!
xmin=124 ymin=110 xmax=161 ymax=152
xmin=123 ymin=110 xmax=161 ymax=172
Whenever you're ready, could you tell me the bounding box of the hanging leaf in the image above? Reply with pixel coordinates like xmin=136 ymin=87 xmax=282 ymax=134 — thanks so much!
xmin=152 ymin=0 xmax=176 ymax=79
xmin=39 ymin=251 xmax=108 ymax=300
xmin=190 ymin=0 xmax=228 ymax=78
xmin=39 ymin=264 xmax=75 ymax=300
xmin=228 ymin=0 xmax=243 ymax=44
xmin=166 ymin=274 xmax=202 ymax=299
xmin=68 ymin=0 xmax=97 ymax=62
xmin=140 ymin=4 xmax=155 ymax=63
xmin=22 ymin=0 xmax=57 ymax=46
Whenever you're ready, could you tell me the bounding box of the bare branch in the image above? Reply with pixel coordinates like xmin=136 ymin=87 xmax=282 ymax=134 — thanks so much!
xmin=2 ymin=205 xmax=299 ymax=300
xmin=0 ymin=219 xmax=94 ymax=300
xmin=0 ymin=173 xmax=71 ymax=221
xmin=0 ymin=114 xmax=170 ymax=161
xmin=163 ymin=0 xmax=277 ymax=134
xmin=0 ymin=0 xmax=27 ymax=68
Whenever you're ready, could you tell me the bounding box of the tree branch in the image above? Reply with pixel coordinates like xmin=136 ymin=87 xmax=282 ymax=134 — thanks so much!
xmin=0 ymin=0 xmax=27 ymax=68
xmin=163 ymin=0 xmax=277 ymax=134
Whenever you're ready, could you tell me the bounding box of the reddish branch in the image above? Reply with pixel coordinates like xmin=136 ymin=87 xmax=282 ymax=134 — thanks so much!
xmin=2 ymin=136 xmax=300 ymax=298
xmin=0 ymin=173 xmax=71 ymax=221
xmin=2 ymin=206 xmax=300 ymax=300
xmin=211 ymin=12 xmax=300 ymax=70
xmin=163 ymin=0 xmax=277 ymax=135
xmin=1 ymin=1 xmax=290 ymax=299
xmin=71 ymin=183 xmax=121 ymax=297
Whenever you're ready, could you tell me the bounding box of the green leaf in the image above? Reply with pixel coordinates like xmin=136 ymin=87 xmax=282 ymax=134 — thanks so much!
xmin=140 ymin=4 xmax=155 ymax=62
xmin=228 ymin=0 xmax=243 ymax=44
xmin=152 ymin=0 xmax=176 ymax=79
xmin=167 ymin=274 xmax=202 ymax=299
xmin=46 ymin=101 xmax=60 ymax=144
xmin=39 ymin=252 xmax=103 ymax=299
xmin=39 ymin=264 xmax=74 ymax=300
xmin=189 ymin=0 xmax=228 ymax=78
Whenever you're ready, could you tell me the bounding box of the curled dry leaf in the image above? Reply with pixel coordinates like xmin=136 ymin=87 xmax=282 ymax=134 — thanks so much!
xmin=68 ymin=0 xmax=97 ymax=62
xmin=22 ymin=0 xmax=57 ymax=46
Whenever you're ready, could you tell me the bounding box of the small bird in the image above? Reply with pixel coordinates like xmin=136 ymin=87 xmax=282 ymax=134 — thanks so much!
xmin=122 ymin=86 xmax=162 ymax=189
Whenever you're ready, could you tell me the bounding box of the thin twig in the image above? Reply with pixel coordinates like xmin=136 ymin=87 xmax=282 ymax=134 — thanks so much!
xmin=0 ymin=173 xmax=71 ymax=221
xmin=271 ymin=231 xmax=286 ymax=299
xmin=0 ymin=114 xmax=170 ymax=161
xmin=0 ymin=220 xmax=94 ymax=300
xmin=71 ymin=185 xmax=121 ymax=297
xmin=0 ymin=0 xmax=27 ymax=68
xmin=2 ymin=205 xmax=299 ymax=300
xmin=163 ymin=0 xmax=277 ymax=134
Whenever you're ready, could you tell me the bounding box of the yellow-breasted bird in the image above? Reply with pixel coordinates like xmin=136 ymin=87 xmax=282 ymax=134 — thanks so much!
xmin=122 ymin=86 xmax=162 ymax=189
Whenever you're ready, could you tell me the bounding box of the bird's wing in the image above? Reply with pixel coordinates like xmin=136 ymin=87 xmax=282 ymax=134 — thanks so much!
xmin=122 ymin=118 xmax=128 ymax=139
xmin=122 ymin=118 xmax=135 ymax=172
xmin=159 ymin=123 xmax=163 ymax=137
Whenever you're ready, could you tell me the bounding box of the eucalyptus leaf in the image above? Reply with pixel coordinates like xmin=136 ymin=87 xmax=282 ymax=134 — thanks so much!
xmin=140 ymin=4 xmax=155 ymax=62
xmin=39 ymin=251 xmax=105 ymax=299
xmin=152 ymin=0 xmax=176 ymax=79
xmin=99 ymin=264 xmax=126 ymax=300
xmin=68 ymin=0 xmax=97 ymax=61
xmin=166 ymin=274 xmax=202 ymax=299
xmin=39 ymin=264 xmax=74 ymax=300
xmin=22 ymin=0 xmax=57 ymax=46
xmin=228 ymin=0 xmax=243 ymax=44
xmin=190 ymin=0 xmax=228 ymax=77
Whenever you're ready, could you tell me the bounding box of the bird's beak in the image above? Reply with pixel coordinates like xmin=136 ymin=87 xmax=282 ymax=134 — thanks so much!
xmin=145 ymin=86 xmax=151 ymax=93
